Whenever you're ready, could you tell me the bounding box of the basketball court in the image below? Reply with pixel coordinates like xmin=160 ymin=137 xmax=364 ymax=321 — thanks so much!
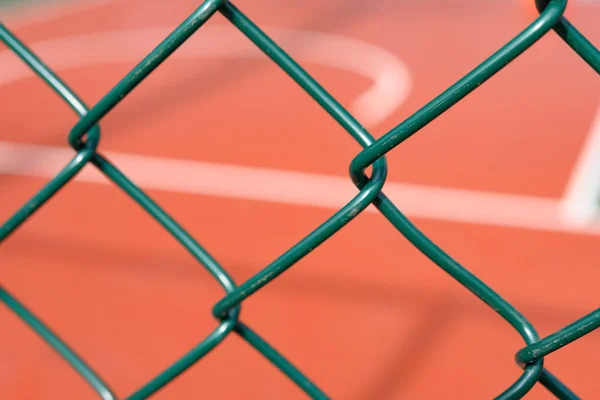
xmin=0 ymin=0 xmax=599 ymax=398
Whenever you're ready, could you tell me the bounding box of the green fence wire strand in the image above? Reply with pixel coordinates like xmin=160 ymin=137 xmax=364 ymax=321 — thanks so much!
xmin=0 ymin=287 xmax=117 ymax=400
xmin=211 ymin=2 xmax=572 ymax=398
xmin=516 ymin=308 xmax=600 ymax=365
xmin=67 ymin=0 xmax=224 ymax=149
xmin=552 ymin=17 xmax=600 ymax=72
xmin=212 ymin=0 xmax=389 ymax=318
xmin=234 ymin=322 xmax=330 ymax=400
xmin=537 ymin=370 xmax=581 ymax=400
xmin=92 ymin=153 xmax=325 ymax=399
xmin=536 ymin=0 xmax=600 ymax=73
xmin=1 ymin=0 xmax=599 ymax=398
xmin=0 ymin=24 xmax=94 ymax=119
xmin=372 ymin=195 xmax=547 ymax=400
xmin=89 ymin=153 xmax=240 ymax=400
xmin=220 ymin=1 xmax=375 ymax=147
xmin=348 ymin=0 xmax=568 ymax=182
xmin=0 ymin=6 xmax=332 ymax=399
xmin=0 ymin=24 xmax=99 ymax=241
xmin=0 ymin=25 xmax=114 ymax=400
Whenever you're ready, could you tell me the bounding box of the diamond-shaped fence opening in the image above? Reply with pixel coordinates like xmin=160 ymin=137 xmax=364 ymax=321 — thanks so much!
xmin=1 ymin=0 xmax=599 ymax=399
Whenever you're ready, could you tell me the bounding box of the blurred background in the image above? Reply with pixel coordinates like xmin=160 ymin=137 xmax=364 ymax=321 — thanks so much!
xmin=0 ymin=0 xmax=599 ymax=398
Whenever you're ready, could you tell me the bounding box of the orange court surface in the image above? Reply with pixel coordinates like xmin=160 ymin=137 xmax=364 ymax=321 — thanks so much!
xmin=0 ymin=0 xmax=599 ymax=399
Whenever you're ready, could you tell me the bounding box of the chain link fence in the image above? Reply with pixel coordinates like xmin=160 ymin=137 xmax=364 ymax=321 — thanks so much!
xmin=1 ymin=0 xmax=599 ymax=398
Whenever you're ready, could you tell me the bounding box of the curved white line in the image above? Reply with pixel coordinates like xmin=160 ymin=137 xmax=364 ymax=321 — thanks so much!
xmin=0 ymin=27 xmax=412 ymax=127
xmin=2 ymin=0 xmax=122 ymax=29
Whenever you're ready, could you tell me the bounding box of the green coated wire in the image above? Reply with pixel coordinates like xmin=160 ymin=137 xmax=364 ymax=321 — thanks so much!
xmin=67 ymin=0 xmax=225 ymax=149
xmin=0 ymin=0 xmax=598 ymax=398
xmin=0 ymin=287 xmax=117 ymax=400
xmin=209 ymin=2 xmax=577 ymax=398
xmin=0 ymin=24 xmax=114 ymax=399
xmin=0 ymin=3 xmax=333 ymax=397
xmin=0 ymin=24 xmax=100 ymax=241
xmin=516 ymin=308 xmax=600 ymax=365
xmin=212 ymin=0 xmax=389 ymax=318
xmin=348 ymin=0 xmax=569 ymax=182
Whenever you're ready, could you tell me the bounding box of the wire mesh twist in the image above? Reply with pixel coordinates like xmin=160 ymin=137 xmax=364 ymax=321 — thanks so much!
xmin=1 ymin=0 xmax=599 ymax=398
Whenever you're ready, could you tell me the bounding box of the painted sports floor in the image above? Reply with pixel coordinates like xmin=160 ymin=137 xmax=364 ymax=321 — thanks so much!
xmin=0 ymin=0 xmax=599 ymax=398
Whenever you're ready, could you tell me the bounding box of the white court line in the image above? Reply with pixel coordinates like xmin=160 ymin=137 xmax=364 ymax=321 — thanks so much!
xmin=0 ymin=27 xmax=412 ymax=127
xmin=2 ymin=140 xmax=600 ymax=236
xmin=1 ymin=1 xmax=598 ymax=237
xmin=560 ymin=103 xmax=600 ymax=227
xmin=2 ymin=0 xmax=122 ymax=29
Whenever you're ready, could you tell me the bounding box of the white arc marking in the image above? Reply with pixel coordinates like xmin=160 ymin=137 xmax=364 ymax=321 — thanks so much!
xmin=0 ymin=27 xmax=412 ymax=127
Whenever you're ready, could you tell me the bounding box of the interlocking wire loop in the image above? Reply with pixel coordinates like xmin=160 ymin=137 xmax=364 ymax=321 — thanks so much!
xmin=1 ymin=0 xmax=598 ymax=398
